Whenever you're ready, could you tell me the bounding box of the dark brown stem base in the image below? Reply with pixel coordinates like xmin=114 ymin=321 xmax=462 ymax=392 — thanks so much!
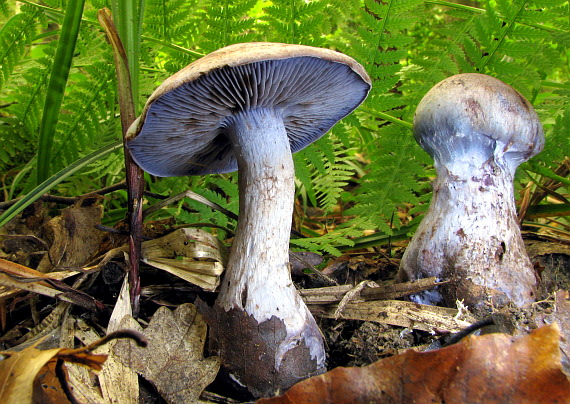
xmin=197 ymin=300 xmax=325 ymax=398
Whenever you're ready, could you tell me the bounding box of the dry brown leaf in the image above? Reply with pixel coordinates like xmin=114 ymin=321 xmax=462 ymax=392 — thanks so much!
xmin=96 ymin=228 xmax=226 ymax=291
xmin=96 ymin=276 xmax=139 ymax=404
xmin=536 ymin=290 xmax=570 ymax=370
xmin=32 ymin=359 xmax=72 ymax=404
xmin=114 ymin=303 xmax=220 ymax=404
xmin=0 ymin=341 xmax=107 ymax=404
xmin=0 ymin=259 xmax=105 ymax=313
xmin=0 ymin=345 xmax=64 ymax=404
xmin=36 ymin=204 xmax=104 ymax=272
xmin=141 ymin=228 xmax=226 ymax=291
xmin=258 ymin=323 xmax=570 ymax=404
xmin=61 ymin=318 xmax=106 ymax=404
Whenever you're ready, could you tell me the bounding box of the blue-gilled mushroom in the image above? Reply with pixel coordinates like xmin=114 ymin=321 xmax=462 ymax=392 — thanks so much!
xmin=126 ymin=42 xmax=371 ymax=397
xmin=398 ymin=73 xmax=544 ymax=308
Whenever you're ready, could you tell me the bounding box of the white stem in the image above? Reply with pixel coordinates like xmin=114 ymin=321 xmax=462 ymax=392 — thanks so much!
xmin=400 ymin=157 xmax=536 ymax=306
xmin=217 ymin=108 xmax=311 ymax=329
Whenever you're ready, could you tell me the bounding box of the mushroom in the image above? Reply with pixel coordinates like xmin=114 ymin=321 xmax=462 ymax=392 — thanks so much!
xmin=126 ymin=42 xmax=371 ymax=397
xmin=398 ymin=73 xmax=544 ymax=309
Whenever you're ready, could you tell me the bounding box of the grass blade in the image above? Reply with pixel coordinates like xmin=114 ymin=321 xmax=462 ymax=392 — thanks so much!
xmin=36 ymin=0 xmax=85 ymax=184
xmin=0 ymin=141 xmax=122 ymax=228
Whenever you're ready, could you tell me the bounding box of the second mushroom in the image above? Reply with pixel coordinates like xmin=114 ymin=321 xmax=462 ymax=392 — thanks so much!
xmin=127 ymin=42 xmax=371 ymax=397
xmin=398 ymin=73 xmax=544 ymax=309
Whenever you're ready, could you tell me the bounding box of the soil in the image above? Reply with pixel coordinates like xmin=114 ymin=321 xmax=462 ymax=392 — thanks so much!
xmin=210 ymin=236 xmax=570 ymax=402
xmin=0 ymin=204 xmax=569 ymax=403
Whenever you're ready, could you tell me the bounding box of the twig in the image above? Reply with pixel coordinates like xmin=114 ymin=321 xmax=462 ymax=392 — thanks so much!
xmin=334 ymin=280 xmax=377 ymax=318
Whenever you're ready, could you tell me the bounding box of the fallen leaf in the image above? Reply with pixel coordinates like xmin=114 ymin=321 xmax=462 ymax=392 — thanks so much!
xmin=0 ymin=341 xmax=107 ymax=404
xmin=32 ymin=359 xmax=72 ymax=404
xmin=114 ymin=303 xmax=220 ymax=404
xmin=96 ymin=228 xmax=226 ymax=291
xmin=36 ymin=204 xmax=104 ymax=272
xmin=258 ymin=323 xmax=570 ymax=403
xmin=96 ymin=276 xmax=139 ymax=404
xmin=0 ymin=345 xmax=66 ymax=404
xmin=0 ymin=316 xmax=144 ymax=404
xmin=0 ymin=259 xmax=106 ymax=314
xmin=141 ymin=228 xmax=226 ymax=291
xmin=61 ymin=317 xmax=106 ymax=404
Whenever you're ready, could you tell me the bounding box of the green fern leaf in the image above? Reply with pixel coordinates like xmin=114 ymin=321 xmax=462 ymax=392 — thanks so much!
xmin=197 ymin=0 xmax=257 ymax=52
xmin=291 ymin=227 xmax=360 ymax=256
xmin=8 ymin=52 xmax=52 ymax=138
xmin=0 ymin=6 xmax=40 ymax=91
xmin=262 ymin=0 xmax=329 ymax=45
xmin=51 ymin=61 xmax=118 ymax=171
xmin=145 ymin=0 xmax=199 ymax=41
xmin=0 ymin=1 xmax=8 ymax=16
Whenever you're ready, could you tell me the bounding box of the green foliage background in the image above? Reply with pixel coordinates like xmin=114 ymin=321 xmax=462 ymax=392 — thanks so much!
xmin=0 ymin=0 xmax=568 ymax=254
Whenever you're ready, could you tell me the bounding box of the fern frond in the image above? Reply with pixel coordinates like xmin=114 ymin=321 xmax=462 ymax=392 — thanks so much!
xmin=0 ymin=6 xmax=41 ymax=91
xmin=533 ymin=88 xmax=570 ymax=171
xmin=142 ymin=0 xmax=203 ymax=73
xmin=345 ymin=123 xmax=431 ymax=234
xmin=294 ymin=131 xmax=358 ymax=213
xmin=145 ymin=0 xmax=198 ymax=41
xmin=312 ymin=155 xmax=354 ymax=213
xmin=148 ymin=174 xmax=240 ymax=240
xmin=177 ymin=188 xmax=237 ymax=238
xmin=313 ymin=138 xmax=356 ymax=213
xmin=51 ymin=61 xmax=118 ymax=171
xmin=196 ymin=0 xmax=257 ymax=52
xmin=290 ymin=226 xmax=361 ymax=256
xmin=404 ymin=0 xmax=567 ymax=99
xmin=0 ymin=1 xmax=8 ymax=16
xmin=7 ymin=52 xmax=52 ymax=138
xmin=336 ymin=0 xmax=426 ymax=234
xmin=261 ymin=0 xmax=333 ymax=45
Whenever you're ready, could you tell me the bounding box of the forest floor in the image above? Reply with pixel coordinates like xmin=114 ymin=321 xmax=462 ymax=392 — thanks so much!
xmin=0 ymin=199 xmax=569 ymax=403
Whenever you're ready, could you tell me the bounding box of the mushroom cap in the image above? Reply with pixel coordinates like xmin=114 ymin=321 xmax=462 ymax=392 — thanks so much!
xmin=413 ymin=73 xmax=544 ymax=170
xmin=127 ymin=42 xmax=371 ymax=176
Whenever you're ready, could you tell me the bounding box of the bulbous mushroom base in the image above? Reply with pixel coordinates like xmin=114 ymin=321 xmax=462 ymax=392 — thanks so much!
xmin=399 ymin=234 xmax=538 ymax=310
xmin=398 ymin=165 xmax=537 ymax=309
xmin=197 ymin=301 xmax=326 ymax=398
xmin=441 ymin=278 xmax=514 ymax=312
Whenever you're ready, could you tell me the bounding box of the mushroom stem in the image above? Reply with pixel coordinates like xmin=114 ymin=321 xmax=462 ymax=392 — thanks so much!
xmin=212 ymin=108 xmax=325 ymax=396
xmin=400 ymin=156 xmax=536 ymax=307
xmin=219 ymin=108 xmax=297 ymax=318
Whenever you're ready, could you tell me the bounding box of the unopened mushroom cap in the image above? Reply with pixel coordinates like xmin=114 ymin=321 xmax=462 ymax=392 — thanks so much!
xmin=127 ymin=42 xmax=371 ymax=176
xmin=413 ymin=73 xmax=544 ymax=169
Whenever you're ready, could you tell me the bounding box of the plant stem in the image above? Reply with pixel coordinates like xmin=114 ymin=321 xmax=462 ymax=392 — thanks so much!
xmin=360 ymin=107 xmax=413 ymax=129
xmin=98 ymin=8 xmax=144 ymax=316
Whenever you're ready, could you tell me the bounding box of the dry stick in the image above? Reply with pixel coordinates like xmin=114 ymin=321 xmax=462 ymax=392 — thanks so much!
xmin=98 ymin=8 xmax=144 ymax=316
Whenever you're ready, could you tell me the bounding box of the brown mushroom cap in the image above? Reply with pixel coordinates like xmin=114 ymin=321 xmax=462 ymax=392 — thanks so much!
xmin=413 ymin=73 xmax=544 ymax=172
xmin=127 ymin=42 xmax=371 ymax=176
